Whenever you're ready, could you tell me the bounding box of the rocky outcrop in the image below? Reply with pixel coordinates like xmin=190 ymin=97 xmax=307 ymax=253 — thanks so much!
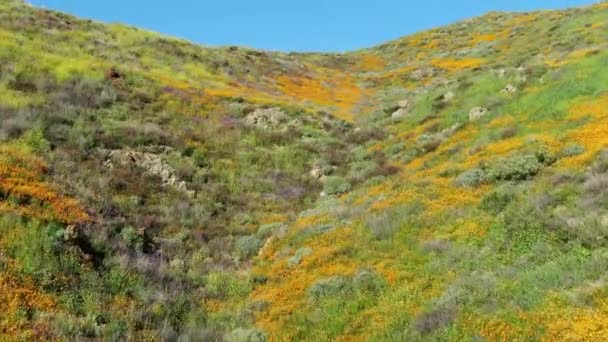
xmin=391 ymin=99 xmax=410 ymax=118
xmin=469 ymin=107 xmax=489 ymax=121
xmin=245 ymin=107 xmax=287 ymax=130
xmin=502 ymin=84 xmax=517 ymax=94
xmin=103 ymin=149 xmax=195 ymax=197
xmin=410 ymin=67 xmax=437 ymax=80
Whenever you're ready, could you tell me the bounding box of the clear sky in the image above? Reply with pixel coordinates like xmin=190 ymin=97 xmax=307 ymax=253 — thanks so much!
xmin=27 ymin=0 xmax=598 ymax=52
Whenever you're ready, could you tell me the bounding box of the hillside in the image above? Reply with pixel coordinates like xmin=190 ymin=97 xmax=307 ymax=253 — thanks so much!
xmin=1 ymin=0 xmax=608 ymax=340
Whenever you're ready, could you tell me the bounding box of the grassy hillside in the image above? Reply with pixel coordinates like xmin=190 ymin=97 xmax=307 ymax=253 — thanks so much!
xmin=1 ymin=0 xmax=608 ymax=339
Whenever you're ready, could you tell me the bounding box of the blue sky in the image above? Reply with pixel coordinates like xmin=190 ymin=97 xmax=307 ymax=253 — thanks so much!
xmin=28 ymin=0 xmax=597 ymax=52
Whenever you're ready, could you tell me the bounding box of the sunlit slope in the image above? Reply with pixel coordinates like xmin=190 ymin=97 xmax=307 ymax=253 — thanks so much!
xmin=249 ymin=3 xmax=608 ymax=340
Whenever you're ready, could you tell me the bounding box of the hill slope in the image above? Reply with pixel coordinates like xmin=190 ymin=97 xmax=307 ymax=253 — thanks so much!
xmin=1 ymin=0 xmax=608 ymax=339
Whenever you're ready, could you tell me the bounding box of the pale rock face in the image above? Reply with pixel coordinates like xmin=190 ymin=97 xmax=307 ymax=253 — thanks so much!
xmin=391 ymin=107 xmax=408 ymax=119
xmin=244 ymin=107 xmax=287 ymax=130
xmin=392 ymin=99 xmax=410 ymax=118
xmin=502 ymin=84 xmax=517 ymax=94
xmin=469 ymin=107 xmax=489 ymax=121
xmin=410 ymin=67 xmax=436 ymax=80
xmin=310 ymin=166 xmax=325 ymax=179
xmin=310 ymin=162 xmax=333 ymax=180
xmin=443 ymin=91 xmax=455 ymax=101
xmin=498 ymin=69 xmax=506 ymax=78
xmin=104 ymin=149 xmax=195 ymax=198
xmin=438 ymin=124 xmax=462 ymax=140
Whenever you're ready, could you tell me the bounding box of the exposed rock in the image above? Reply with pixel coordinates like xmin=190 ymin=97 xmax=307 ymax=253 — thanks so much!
xmin=517 ymin=74 xmax=528 ymax=83
xmin=498 ymin=69 xmax=506 ymax=78
xmin=397 ymin=99 xmax=410 ymax=109
xmin=442 ymin=91 xmax=455 ymax=101
xmin=310 ymin=161 xmax=334 ymax=180
xmin=391 ymin=99 xmax=411 ymax=118
xmin=410 ymin=67 xmax=436 ymax=80
xmin=432 ymin=77 xmax=452 ymax=87
xmin=391 ymin=107 xmax=408 ymax=119
xmin=437 ymin=124 xmax=462 ymax=140
xmin=502 ymin=84 xmax=517 ymax=94
xmin=469 ymin=107 xmax=489 ymax=121
xmin=64 ymin=224 xmax=80 ymax=241
xmin=310 ymin=166 xmax=325 ymax=179
xmin=104 ymin=149 xmax=195 ymax=197
xmin=244 ymin=107 xmax=287 ymax=130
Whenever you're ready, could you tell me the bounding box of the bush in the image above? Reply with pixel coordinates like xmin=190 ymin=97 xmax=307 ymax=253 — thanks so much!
xmin=500 ymin=125 xmax=518 ymax=139
xmin=287 ymin=247 xmax=312 ymax=268
xmin=234 ymin=235 xmax=263 ymax=260
xmin=205 ymin=271 xmax=252 ymax=299
xmin=0 ymin=107 xmax=35 ymax=141
xmin=561 ymin=144 xmax=585 ymax=158
xmin=412 ymin=306 xmax=457 ymax=334
xmin=487 ymin=154 xmax=544 ymax=181
xmin=347 ymin=160 xmax=378 ymax=181
xmin=454 ymin=168 xmax=487 ymax=187
xmin=121 ymin=226 xmax=144 ymax=252
xmin=366 ymin=202 xmax=423 ymax=239
xmin=348 ymin=145 xmax=372 ymax=162
xmin=193 ymin=149 xmax=209 ymax=168
xmin=366 ymin=213 xmax=399 ymax=240
xmin=21 ymin=128 xmax=50 ymax=154
xmin=480 ymin=183 xmax=518 ymax=213
xmin=352 ymin=268 xmax=386 ymax=294
xmin=417 ymin=134 xmax=443 ymax=153
xmin=256 ymin=222 xmax=287 ymax=239
xmin=308 ymin=276 xmax=353 ymax=302
xmin=323 ymin=176 xmax=351 ymax=195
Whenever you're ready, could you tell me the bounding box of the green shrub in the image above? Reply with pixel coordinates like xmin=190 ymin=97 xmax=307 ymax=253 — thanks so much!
xmin=193 ymin=149 xmax=209 ymax=168
xmin=308 ymin=276 xmax=353 ymax=302
xmin=366 ymin=213 xmax=399 ymax=240
xmin=104 ymin=268 xmax=134 ymax=295
xmin=256 ymin=222 xmax=287 ymax=239
xmin=205 ymin=271 xmax=251 ymax=299
xmin=121 ymin=226 xmax=144 ymax=251
xmin=412 ymin=305 xmax=457 ymax=334
xmin=561 ymin=144 xmax=586 ymax=158
xmin=366 ymin=202 xmax=424 ymax=239
xmin=287 ymin=247 xmax=312 ymax=268
xmin=417 ymin=133 xmax=443 ymax=152
xmin=385 ymin=142 xmax=406 ymax=156
xmin=352 ymin=269 xmax=386 ymax=294
xmin=235 ymin=235 xmax=263 ymax=260
xmin=21 ymin=128 xmax=50 ymax=154
xmin=323 ymin=176 xmax=351 ymax=195
xmin=487 ymin=154 xmax=544 ymax=181
xmin=347 ymin=160 xmax=378 ymax=181
xmin=480 ymin=183 xmax=518 ymax=213
xmin=454 ymin=168 xmax=487 ymax=187
xmin=348 ymin=145 xmax=372 ymax=162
